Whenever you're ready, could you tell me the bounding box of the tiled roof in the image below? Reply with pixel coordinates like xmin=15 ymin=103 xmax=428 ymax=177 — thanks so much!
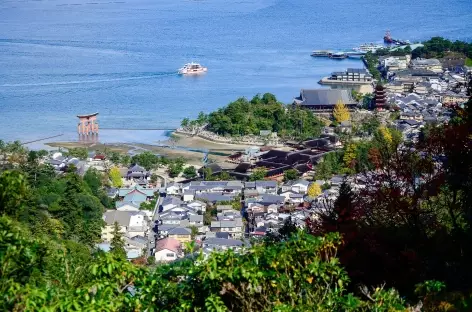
xmin=155 ymin=237 xmax=181 ymax=253
xmin=296 ymin=89 xmax=356 ymax=106
xmin=168 ymin=227 xmax=191 ymax=236
xmin=203 ymin=238 xmax=245 ymax=247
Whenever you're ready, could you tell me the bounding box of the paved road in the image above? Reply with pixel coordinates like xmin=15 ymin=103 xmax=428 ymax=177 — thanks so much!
xmin=146 ymin=175 xmax=166 ymax=257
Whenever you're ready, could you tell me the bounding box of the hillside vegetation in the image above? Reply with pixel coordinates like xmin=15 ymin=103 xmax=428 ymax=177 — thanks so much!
xmin=182 ymin=93 xmax=324 ymax=140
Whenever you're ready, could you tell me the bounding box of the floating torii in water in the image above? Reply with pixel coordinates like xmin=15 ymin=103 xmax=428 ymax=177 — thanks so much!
xmin=77 ymin=112 xmax=99 ymax=136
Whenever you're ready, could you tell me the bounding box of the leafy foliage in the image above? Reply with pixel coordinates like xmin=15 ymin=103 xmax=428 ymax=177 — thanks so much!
xmin=283 ymin=169 xmax=299 ymax=182
xmin=0 ymin=222 xmax=408 ymax=311
xmin=109 ymin=166 xmax=123 ymax=188
xmin=250 ymin=167 xmax=267 ymax=181
xmin=412 ymin=36 xmax=472 ymax=59
xmin=188 ymin=94 xmax=323 ymax=140
xmin=65 ymin=147 xmax=88 ymax=160
xmin=333 ymin=99 xmax=351 ymax=123
xmin=110 ymin=222 xmax=126 ymax=259
xmin=183 ymin=166 xmax=197 ymax=178
xmin=363 ymin=52 xmax=381 ymax=80
xmin=307 ymin=182 xmax=322 ymax=197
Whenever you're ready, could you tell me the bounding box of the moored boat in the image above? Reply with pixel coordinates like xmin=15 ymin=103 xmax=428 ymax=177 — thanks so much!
xmin=311 ymin=50 xmax=333 ymax=57
xmin=329 ymin=52 xmax=348 ymax=59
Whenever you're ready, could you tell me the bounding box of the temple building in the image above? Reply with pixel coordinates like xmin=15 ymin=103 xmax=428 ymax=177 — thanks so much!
xmin=77 ymin=113 xmax=99 ymax=136
xmin=293 ymin=89 xmax=357 ymax=111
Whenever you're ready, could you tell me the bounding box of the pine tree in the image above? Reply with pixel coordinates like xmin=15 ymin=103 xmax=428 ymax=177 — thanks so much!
xmin=315 ymin=160 xmax=332 ymax=181
xmin=110 ymin=221 xmax=126 ymax=259
xmin=333 ymin=99 xmax=350 ymax=123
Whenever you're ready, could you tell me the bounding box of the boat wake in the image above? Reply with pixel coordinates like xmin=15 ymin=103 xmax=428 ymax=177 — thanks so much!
xmin=0 ymin=72 xmax=177 ymax=88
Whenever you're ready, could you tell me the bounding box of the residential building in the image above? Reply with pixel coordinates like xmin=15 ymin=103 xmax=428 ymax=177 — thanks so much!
xmin=167 ymin=227 xmax=192 ymax=243
xmin=186 ymin=200 xmax=207 ymax=213
xmin=385 ymin=81 xmax=414 ymax=94
xmin=183 ymin=190 xmax=195 ymax=202
xmin=380 ymin=55 xmax=409 ymax=71
xmin=166 ymin=182 xmax=181 ymax=195
xmin=210 ymin=219 xmax=244 ymax=239
xmin=160 ymin=196 xmax=183 ymax=212
xmin=410 ymin=58 xmax=443 ymax=73
xmin=202 ymin=237 xmax=248 ymax=252
xmin=281 ymin=180 xmax=310 ymax=194
xmin=245 ymin=181 xmax=278 ymax=195
xmin=101 ymin=210 xmax=147 ymax=241
xmin=154 ymin=237 xmax=182 ymax=262
xmin=442 ymin=92 xmax=469 ymax=106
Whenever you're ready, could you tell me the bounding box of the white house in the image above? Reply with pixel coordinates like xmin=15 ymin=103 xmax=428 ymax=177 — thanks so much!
xmin=186 ymin=200 xmax=207 ymax=213
xmin=166 ymin=183 xmax=181 ymax=195
xmin=154 ymin=237 xmax=182 ymax=262
xmin=183 ymin=190 xmax=195 ymax=202
xmin=101 ymin=210 xmax=147 ymax=241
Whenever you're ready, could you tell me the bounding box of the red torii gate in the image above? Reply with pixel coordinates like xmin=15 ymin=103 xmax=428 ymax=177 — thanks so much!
xmin=77 ymin=112 xmax=99 ymax=135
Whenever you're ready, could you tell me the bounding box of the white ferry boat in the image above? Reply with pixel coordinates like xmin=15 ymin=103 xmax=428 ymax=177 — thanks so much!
xmin=178 ymin=62 xmax=208 ymax=75
xmin=353 ymin=43 xmax=385 ymax=53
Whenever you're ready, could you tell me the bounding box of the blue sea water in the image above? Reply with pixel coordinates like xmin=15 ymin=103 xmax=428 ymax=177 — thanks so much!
xmin=0 ymin=0 xmax=471 ymax=144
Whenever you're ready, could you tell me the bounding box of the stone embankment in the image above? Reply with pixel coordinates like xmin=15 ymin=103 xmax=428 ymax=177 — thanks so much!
xmin=175 ymin=128 xmax=279 ymax=147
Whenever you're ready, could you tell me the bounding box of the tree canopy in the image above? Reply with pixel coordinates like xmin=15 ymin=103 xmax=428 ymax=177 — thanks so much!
xmin=185 ymin=94 xmax=323 ymax=140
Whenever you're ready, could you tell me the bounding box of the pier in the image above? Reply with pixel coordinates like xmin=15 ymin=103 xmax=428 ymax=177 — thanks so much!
xmin=311 ymin=50 xmax=366 ymax=59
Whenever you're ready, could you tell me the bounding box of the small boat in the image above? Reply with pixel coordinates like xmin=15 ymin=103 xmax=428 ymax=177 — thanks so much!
xmin=329 ymin=52 xmax=348 ymax=59
xmin=311 ymin=50 xmax=333 ymax=57
xmin=178 ymin=62 xmax=208 ymax=75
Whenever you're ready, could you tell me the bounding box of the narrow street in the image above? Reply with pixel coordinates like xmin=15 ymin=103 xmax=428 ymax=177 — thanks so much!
xmin=146 ymin=174 xmax=167 ymax=257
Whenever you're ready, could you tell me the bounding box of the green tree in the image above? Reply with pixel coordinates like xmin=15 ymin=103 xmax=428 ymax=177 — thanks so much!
xmin=150 ymin=173 xmax=159 ymax=184
xmin=140 ymin=196 xmax=158 ymax=211
xmin=84 ymin=168 xmax=102 ymax=195
xmin=168 ymin=164 xmax=183 ymax=178
xmin=196 ymin=112 xmax=208 ymax=126
xmin=110 ymin=222 xmax=126 ymax=259
xmin=183 ymin=166 xmax=197 ymax=179
xmin=181 ymin=117 xmax=190 ymax=128
xmin=66 ymin=147 xmax=88 ymax=160
xmin=250 ymin=167 xmax=267 ymax=181
xmin=0 ymin=170 xmax=28 ymax=216
xmin=217 ymin=171 xmax=231 ymax=181
xmin=283 ymin=169 xmax=299 ymax=182
xmin=189 ymin=225 xmax=199 ymax=240
xmin=109 ymin=166 xmax=122 ymax=188
xmin=131 ymin=151 xmax=158 ymax=170
xmin=201 ymin=167 xmax=213 ymax=180
xmin=109 ymin=152 xmax=121 ymax=164
xmin=120 ymin=155 xmax=131 ymax=167
xmin=315 ymin=159 xmax=332 ymax=181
